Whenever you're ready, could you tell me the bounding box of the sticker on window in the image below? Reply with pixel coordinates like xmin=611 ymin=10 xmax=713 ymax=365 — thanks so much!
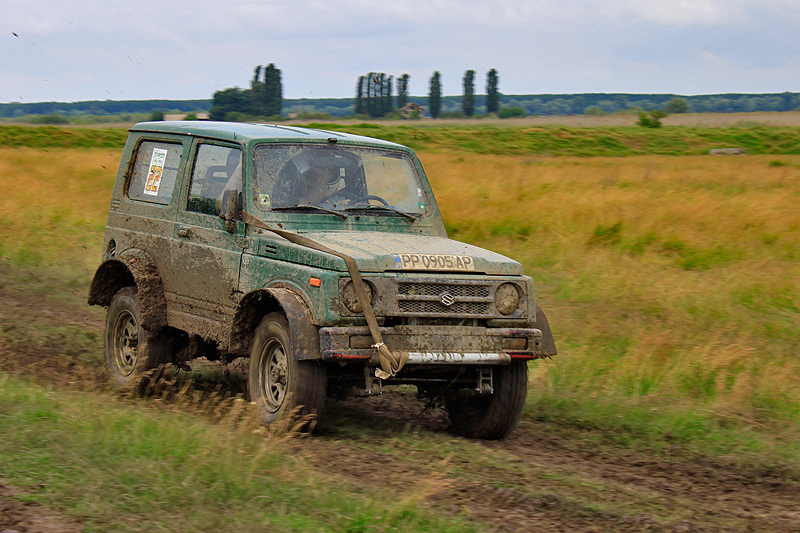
xmin=144 ymin=148 xmax=168 ymax=196
xmin=392 ymin=253 xmax=475 ymax=271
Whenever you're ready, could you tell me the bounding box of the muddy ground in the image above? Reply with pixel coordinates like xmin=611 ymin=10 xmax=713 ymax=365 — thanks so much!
xmin=2 ymin=284 xmax=800 ymax=533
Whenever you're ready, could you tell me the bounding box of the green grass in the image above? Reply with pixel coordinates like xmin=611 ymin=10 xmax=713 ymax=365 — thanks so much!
xmin=523 ymin=393 xmax=800 ymax=463
xmin=0 ymin=125 xmax=129 ymax=149
xmin=310 ymin=123 xmax=800 ymax=156
xmin=4 ymin=123 xmax=800 ymax=156
xmin=0 ymin=374 xmax=476 ymax=533
xmin=3 ymin=128 xmax=800 ymax=490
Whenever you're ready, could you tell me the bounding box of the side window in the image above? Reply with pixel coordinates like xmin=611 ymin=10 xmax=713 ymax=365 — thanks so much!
xmin=127 ymin=141 xmax=183 ymax=205
xmin=187 ymin=144 xmax=242 ymax=216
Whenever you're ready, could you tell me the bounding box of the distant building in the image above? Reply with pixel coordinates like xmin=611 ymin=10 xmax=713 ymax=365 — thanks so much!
xmin=164 ymin=112 xmax=209 ymax=121
xmin=399 ymin=103 xmax=425 ymax=118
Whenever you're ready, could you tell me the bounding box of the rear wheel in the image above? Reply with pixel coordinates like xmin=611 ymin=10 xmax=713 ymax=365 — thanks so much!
xmin=446 ymin=361 xmax=528 ymax=439
xmin=104 ymin=287 xmax=168 ymax=389
xmin=248 ymin=313 xmax=326 ymax=430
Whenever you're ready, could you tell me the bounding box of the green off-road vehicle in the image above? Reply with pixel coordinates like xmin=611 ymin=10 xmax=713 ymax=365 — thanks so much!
xmin=89 ymin=121 xmax=556 ymax=439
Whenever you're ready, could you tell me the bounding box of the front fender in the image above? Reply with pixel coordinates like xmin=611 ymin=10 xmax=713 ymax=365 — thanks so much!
xmin=230 ymin=287 xmax=320 ymax=361
xmin=266 ymin=288 xmax=321 ymax=361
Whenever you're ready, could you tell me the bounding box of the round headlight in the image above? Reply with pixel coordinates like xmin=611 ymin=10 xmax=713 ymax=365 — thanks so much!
xmin=494 ymin=283 xmax=521 ymax=315
xmin=341 ymin=280 xmax=373 ymax=314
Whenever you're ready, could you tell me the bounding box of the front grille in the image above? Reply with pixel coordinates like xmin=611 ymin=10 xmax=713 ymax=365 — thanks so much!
xmin=396 ymin=281 xmax=493 ymax=317
xmin=339 ymin=277 xmax=526 ymax=320
xmin=398 ymin=282 xmax=489 ymax=298
xmin=399 ymin=300 xmax=490 ymax=315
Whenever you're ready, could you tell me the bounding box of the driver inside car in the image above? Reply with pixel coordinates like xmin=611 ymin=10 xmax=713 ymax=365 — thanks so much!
xmin=297 ymin=165 xmax=343 ymax=205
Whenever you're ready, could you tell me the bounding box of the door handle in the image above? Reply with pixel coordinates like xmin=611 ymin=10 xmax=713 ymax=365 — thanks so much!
xmin=178 ymin=227 xmax=191 ymax=238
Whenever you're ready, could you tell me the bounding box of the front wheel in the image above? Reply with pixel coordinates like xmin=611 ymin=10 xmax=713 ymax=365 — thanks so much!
xmin=104 ymin=286 xmax=168 ymax=389
xmin=446 ymin=361 xmax=528 ymax=439
xmin=248 ymin=313 xmax=326 ymax=430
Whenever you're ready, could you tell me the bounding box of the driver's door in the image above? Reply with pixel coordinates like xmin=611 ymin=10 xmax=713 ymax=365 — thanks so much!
xmin=169 ymin=141 xmax=245 ymax=341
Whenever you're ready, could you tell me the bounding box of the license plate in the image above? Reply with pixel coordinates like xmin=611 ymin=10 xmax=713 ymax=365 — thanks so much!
xmin=392 ymin=253 xmax=475 ymax=271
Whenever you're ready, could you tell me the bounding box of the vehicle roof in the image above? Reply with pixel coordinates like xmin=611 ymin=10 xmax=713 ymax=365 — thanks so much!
xmin=130 ymin=121 xmax=405 ymax=149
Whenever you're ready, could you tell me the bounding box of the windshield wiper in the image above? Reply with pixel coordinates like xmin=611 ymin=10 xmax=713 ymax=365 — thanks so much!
xmin=271 ymin=205 xmax=348 ymax=219
xmin=344 ymin=205 xmax=419 ymax=220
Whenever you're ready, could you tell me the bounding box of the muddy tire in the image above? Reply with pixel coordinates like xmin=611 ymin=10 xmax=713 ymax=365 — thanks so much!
xmin=248 ymin=313 xmax=327 ymax=431
xmin=104 ymin=286 xmax=168 ymax=389
xmin=446 ymin=361 xmax=528 ymax=440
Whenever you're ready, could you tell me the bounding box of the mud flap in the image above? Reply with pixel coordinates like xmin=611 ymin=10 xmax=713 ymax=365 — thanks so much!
xmin=533 ymin=303 xmax=557 ymax=356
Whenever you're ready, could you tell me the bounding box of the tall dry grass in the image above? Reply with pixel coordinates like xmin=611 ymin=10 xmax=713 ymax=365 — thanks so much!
xmin=2 ymin=144 xmax=799 ymax=439
xmin=0 ymin=147 xmax=117 ymax=276
xmin=424 ymin=152 xmax=800 ymax=429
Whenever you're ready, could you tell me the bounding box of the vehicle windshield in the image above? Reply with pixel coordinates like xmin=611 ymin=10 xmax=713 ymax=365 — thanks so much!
xmin=252 ymin=144 xmax=429 ymax=216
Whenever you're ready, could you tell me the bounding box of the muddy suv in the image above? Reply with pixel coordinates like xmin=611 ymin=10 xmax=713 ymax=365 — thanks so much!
xmin=89 ymin=121 xmax=556 ymax=439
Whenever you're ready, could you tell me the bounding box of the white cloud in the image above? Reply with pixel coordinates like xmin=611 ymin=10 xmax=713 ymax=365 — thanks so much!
xmin=610 ymin=0 xmax=735 ymax=25
xmin=688 ymin=48 xmax=728 ymax=64
xmin=2 ymin=0 xmax=800 ymax=102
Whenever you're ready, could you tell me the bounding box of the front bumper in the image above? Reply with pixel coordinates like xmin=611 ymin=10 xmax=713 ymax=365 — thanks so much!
xmin=318 ymin=325 xmax=544 ymax=364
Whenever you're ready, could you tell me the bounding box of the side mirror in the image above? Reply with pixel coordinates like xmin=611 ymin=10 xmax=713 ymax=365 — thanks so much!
xmin=219 ymin=189 xmax=240 ymax=233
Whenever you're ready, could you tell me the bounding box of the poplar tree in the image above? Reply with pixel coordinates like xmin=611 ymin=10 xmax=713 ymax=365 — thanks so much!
xmin=486 ymin=69 xmax=499 ymax=114
xmin=379 ymin=73 xmax=387 ymax=115
xmin=355 ymin=76 xmax=365 ymax=115
xmin=429 ymin=71 xmax=442 ymax=118
xmin=250 ymin=65 xmax=265 ymax=115
xmin=383 ymin=74 xmax=394 ymax=115
xmin=463 ymin=70 xmax=475 ymax=116
xmin=356 ymin=72 xmax=394 ymax=117
xmin=263 ymin=63 xmax=282 ymax=117
xmin=367 ymin=73 xmax=378 ymax=118
xmin=397 ymin=74 xmax=409 ymax=108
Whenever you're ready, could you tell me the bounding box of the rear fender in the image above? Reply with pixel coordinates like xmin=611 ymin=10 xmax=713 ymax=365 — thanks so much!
xmin=87 ymin=250 xmax=168 ymax=332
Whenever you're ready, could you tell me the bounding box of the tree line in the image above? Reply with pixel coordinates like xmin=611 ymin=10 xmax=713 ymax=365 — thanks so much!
xmin=205 ymin=64 xmax=800 ymax=120
xmin=208 ymin=63 xmax=283 ymax=121
xmin=3 ymin=76 xmax=799 ymax=120
xmin=354 ymin=69 xmax=501 ymax=119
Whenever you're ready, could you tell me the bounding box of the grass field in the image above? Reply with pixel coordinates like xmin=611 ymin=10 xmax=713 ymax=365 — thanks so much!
xmin=2 ymin=135 xmax=800 ymax=439
xmin=2 ymin=124 xmax=800 ymax=530
xmin=4 ymin=120 xmax=800 ymax=156
xmin=424 ymin=152 xmax=800 ymax=448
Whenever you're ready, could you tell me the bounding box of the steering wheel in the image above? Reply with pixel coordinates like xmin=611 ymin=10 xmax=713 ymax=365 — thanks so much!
xmin=335 ymin=192 xmax=390 ymax=207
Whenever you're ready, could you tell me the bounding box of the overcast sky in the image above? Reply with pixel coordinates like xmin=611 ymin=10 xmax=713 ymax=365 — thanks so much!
xmin=3 ymin=0 xmax=799 ymax=103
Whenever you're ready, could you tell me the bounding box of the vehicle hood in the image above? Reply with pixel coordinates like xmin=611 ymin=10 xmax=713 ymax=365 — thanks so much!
xmin=300 ymin=231 xmax=524 ymax=275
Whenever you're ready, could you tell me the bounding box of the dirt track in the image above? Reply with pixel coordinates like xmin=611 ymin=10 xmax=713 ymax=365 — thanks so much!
xmin=0 ymin=481 xmax=79 ymax=533
xmin=2 ymin=283 xmax=800 ymax=532
xmin=317 ymin=394 xmax=800 ymax=533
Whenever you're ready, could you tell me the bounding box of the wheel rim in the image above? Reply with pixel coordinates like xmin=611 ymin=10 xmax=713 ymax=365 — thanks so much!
xmin=112 ymin=310 xmax=139 ymax=376
xmin=258 ymin=338 xmax=288 ymax=413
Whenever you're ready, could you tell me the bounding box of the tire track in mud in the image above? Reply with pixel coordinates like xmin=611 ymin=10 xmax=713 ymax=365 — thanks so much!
xmin=480 ymin=423 xmax=800 ymax=532
xmin=3 ymin=288 xmax=800 ymax=532
xmin=0 ymin=481 xmax=79 ymax=533
xmin=315 ymin=394 xmax=800 ymax=533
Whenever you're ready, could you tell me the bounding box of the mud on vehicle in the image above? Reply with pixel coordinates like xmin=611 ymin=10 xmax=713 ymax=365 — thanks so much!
xmin=88 ymin=121 xmax=556 ymax=439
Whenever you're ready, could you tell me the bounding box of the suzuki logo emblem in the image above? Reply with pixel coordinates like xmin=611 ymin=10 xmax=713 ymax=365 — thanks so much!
xmin=440 ymin=292 xmax=455 ymax=307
